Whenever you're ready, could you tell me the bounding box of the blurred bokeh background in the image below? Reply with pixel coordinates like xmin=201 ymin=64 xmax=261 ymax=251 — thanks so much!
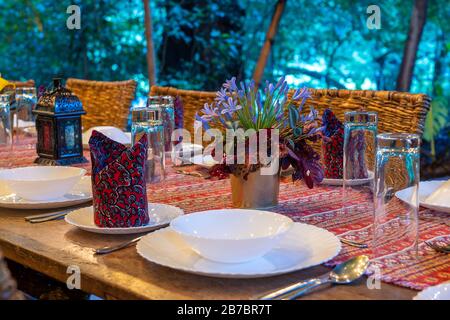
xmin=1 ymin=0 xmax=449 ymax=176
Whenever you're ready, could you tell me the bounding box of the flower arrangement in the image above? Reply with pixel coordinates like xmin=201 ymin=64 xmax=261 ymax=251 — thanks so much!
xmin=196 ymin=76 xmax=324 ymax=188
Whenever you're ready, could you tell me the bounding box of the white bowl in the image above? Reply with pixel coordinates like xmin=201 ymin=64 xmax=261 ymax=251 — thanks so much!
xmin=0 ymin=166 xmax=86 ymax=201
xmin=413 ymin=283 xmax=450 ymax=300
xmin=82 ymin=126 xmax=131 ymax=147
xmin=173 ymin=143 xmax=203 ymax=160
xmin=170 ymin=209 xmax=293 ymax=263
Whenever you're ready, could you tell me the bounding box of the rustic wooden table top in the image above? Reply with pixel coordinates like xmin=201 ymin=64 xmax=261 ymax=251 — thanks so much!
xmin=0 ymin=205 xmax=416 ymax=300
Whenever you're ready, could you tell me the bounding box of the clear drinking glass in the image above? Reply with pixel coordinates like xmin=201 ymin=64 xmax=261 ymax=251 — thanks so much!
xmin=15 ymin=87 xmax=37 ymax=123
xmin=342 ymin=111 xmax=378 ymax=239
xmin=373 ymin=133 xmax=420 ymax=259
xmin=147 ymin=96 xmax=175 ymax=154
xmin=131 ymin=103 xmax=165 ymax=183
xmin=0 ymin=94 xmax=12 ymax=147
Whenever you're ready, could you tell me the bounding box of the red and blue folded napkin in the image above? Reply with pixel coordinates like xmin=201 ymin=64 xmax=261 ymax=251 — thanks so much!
xmin=89 ymin=130 xmax=149 ymax=228
xmin=322 ymin=109 xmax=344 ymax=179
xmin=174 ymin=96 xmax=183 ymax=130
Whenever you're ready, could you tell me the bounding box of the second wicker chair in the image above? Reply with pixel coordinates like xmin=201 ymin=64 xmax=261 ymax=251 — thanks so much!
xmin=66 ymin=79 xmax=137 ymax=131
xmin=150 ymin=85 xmax=431 ymax=136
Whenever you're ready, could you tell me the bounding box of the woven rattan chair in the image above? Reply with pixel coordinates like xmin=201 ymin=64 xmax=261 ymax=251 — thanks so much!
xmin=11 ymin=80 xmax=35 ymax=88
xmin=150 ymin=86 xmax=430 ymax=135
xmin=66 ymin=79 xmax=137 ymax=130
xmin=150 ymin=86 xmax=431 ymax=188
xmin=150 ymin=86 xmax=216 ymax=136
xmin=295 ymin=89 xmax=431 ymax=135
xmin=296 ymin=89 xmax=431 ymax=188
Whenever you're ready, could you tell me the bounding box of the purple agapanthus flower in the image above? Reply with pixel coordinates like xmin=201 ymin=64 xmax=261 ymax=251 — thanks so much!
xmin=221 ymin=97 xmax=242 ymax=115
xmin=200 ymin=103 xmax=220 ymax=121
xmin=195 ymin=113 xmax=211 ymax=130
xmin=292 ymin=87 xmax=311 ymax=100
xmin=223 ymin=77 xmax=238 ymax=91
xmin=275 ymin=76 xmax=285 ymax=90
xmin=215 ymin=88 xmax=228 ymax=103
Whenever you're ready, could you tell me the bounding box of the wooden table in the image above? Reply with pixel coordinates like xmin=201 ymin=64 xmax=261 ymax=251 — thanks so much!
xmin=0 ymin=206 xmax=416 ymax=300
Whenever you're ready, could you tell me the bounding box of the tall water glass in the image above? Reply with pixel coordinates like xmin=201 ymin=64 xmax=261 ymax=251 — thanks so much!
xmin=147 ymin=96 xmax=175 ymax=154
xmin=0 ymin=94 xmax=12 ymax=148
xmin=15 ymin=87 xmax=37 ymax=123
xmin=373 ymin=133 xmax=420 ymax=259
xmin=342 ymin=111 xmax=378 ymax=240
xmin=131 ymin=104 xmax=165 ymax=183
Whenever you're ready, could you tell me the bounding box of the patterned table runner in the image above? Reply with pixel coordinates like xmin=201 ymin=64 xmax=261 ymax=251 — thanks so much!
xmin=0 ymin=137 xmax=449 ymax=290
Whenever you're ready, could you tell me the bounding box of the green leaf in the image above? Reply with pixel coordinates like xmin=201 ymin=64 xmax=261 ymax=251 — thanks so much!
xmin=293 ymin=127 xmax=302 ymax=137
xmin=287 ymin=138 xmax=295 ymax=150
xmin=288 ymin=105 xmax=298 ymax=129
xmin=424 ymin=96 xmax=449 ymax=159
xmin=424 ymin=97 xmax=448 ymax=142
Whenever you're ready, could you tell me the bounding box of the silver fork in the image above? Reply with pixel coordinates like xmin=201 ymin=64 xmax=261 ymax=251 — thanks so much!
xmin=25 ymin=210 xmax=71 ymax=223
xmin=95 ymin=236 xmax=143 ymax=255
xmin=94 ymin=223 xmax=169 ymax=255
xmin=339 ymin=238 xmax=368 ymax=249
xmin=425 ymin=241 xmax=450 ymax=254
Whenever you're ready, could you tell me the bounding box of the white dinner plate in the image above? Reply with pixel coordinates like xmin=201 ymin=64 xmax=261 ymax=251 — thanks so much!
xmin=16 ymin=118 xmax=35 ymax=129
xmin=22 ymin=126 xmax=37 ymax=136
xmin=0 ymin=176 xmax=92 ymax=209
xmin=413 ymin=282 xmax=450 ymax=300
xmin=82 ymin=126 xmax=132 ymax=149
xmin=321 ymin=171 xmax=374 ymax=186
xmin=396 ymin=180 xmax=450 ymax=213
xmin=189 ymin=154 xmax=219 ymax=168
xmin=136 ymin=222 xmax=341 ymax=278
xmin=65 ymin=203 xmax=184 ymax=234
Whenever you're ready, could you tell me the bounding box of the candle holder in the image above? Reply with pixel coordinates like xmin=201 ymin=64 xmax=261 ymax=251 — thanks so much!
xmin=33 ymin=78 xmax=87 ymax=165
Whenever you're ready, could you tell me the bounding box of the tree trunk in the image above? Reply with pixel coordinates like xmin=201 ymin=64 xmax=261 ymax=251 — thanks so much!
xmin=143 ymin=0 xmax=156 ymax=86
xmin=252 ymin=0 xmax=286 ymax=87
xmin=396 ymin=0 xmax=428 ymax=92
xmin=157 ymin=0 xmax=244 ymax=90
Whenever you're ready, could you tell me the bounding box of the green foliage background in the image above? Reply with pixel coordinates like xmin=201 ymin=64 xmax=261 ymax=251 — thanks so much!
xmin=0 ymin=0 xmax=449 ymax=165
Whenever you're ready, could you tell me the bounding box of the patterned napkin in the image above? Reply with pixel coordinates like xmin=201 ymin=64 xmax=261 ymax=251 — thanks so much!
xmin=89 ymin=130 xmax=149 ymax=228
xmin=174 ymin=96 xmax=184 ymax=130
xmin=322 ymin=109 xmax=344 ymax=179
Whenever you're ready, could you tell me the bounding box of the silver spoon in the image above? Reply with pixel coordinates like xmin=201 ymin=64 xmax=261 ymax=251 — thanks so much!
xmin=258 ymin=255 xmax=369 ymax=300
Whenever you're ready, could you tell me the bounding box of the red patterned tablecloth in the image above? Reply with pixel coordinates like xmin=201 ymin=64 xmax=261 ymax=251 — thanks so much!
xmin=0 ymin=138 xmax=449 ymax=291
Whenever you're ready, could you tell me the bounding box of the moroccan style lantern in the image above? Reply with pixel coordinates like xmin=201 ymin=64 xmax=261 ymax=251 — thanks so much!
xmin=33 ymin=78 xmax=87 ymax=165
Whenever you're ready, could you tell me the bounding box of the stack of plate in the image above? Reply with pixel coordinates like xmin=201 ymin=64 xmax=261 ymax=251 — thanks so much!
xmin=0 ymin=166 xmax=91 ymax=209
xmin=136 ymin=209 xmax=341 ymax=278
xmin=396 ymin=180 xmax=450 ymax=213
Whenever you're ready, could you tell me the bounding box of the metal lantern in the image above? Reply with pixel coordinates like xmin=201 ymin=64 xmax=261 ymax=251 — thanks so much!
xmin=33 ymin=78 xmax=87 ymax=165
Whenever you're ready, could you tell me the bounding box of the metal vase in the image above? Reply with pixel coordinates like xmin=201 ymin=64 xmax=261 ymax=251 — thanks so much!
xmin=230 ymin=169 xmax=280 ymax=209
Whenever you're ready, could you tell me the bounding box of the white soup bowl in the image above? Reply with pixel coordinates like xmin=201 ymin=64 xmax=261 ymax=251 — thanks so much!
xmin=170 ymin=209 xmax=293 ymax=263
xmin=0 ymin=166 xmax=86 ymax=201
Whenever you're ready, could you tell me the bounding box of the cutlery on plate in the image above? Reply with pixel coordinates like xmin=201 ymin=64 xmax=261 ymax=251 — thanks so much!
xmin=94 ymin=223 xmax=169 ymax=255
xmin=25 ymin=210 xmax=70 ymax=221
xmin=258 ymin=255 xmax=369 ymax=300
xmin=172 ymin=162 xmax=195 ymax=168
xmin=95 ymin=236 xmax=143 ymax=255
xmin=25 ymin=210 xmax=71 ymax=223
xmin=425 ymin=241 xmax=450 ymax=254
xmin=339 ymin=238 xmax=368 ymax=249
xmin=175 ymin=169 xmax=210 ymax=179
